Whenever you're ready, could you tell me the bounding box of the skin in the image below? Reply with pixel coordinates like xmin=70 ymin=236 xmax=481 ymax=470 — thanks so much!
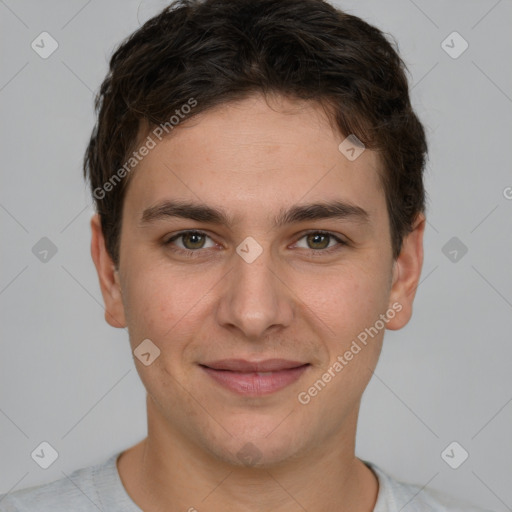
xmin=91 ymin=92 xmax=425 ymax=512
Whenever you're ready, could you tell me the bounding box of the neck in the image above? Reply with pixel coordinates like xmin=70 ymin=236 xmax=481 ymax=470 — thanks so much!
xmin=117 ymin=399 xmax=379 ymax=512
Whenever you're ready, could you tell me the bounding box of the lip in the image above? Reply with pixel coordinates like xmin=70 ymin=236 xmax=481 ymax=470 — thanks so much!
xmin=200 ymin=359 xmax=310 ymax=396
xmin=202 ymin=358 xmax=308 ymax=372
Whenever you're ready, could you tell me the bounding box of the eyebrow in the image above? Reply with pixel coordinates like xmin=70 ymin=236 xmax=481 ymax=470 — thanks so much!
xmin=140 ymin=199 xmax=370 ymax=228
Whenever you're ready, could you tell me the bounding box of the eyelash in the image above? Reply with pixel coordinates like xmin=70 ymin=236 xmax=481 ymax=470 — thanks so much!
xmin=163 ymin=230 xmax=347 ymax=258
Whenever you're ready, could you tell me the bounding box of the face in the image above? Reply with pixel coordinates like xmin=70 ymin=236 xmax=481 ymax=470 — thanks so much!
xmin=91 ymin=93 xmax=424 ymax=467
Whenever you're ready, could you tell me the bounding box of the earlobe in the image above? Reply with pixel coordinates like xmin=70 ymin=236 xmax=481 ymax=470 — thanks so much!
xmin=90 ymin=214 xmax=127 ymax=328
xmin=386 ymin=213 xmax=425 ymax=331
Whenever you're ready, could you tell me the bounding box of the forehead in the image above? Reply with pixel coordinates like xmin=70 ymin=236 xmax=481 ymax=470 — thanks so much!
xmin=122 ymin=94 xmax=385 ymax=225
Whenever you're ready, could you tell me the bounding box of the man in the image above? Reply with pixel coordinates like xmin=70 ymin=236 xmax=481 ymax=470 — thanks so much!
xmin=0 ymin=0 xmax=494 ymax=510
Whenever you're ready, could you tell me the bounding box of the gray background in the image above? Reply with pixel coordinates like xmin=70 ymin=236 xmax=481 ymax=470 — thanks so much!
xmin=1 ymin=0 xmax=511 ymax=510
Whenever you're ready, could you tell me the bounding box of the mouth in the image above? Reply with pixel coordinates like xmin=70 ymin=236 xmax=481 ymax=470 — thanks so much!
xmin=199 ymin=359 xmax=311 ymax=396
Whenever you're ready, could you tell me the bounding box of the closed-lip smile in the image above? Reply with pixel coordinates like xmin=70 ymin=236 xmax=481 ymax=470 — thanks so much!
xmin=199 ymin=358 xmax=310 ymax=395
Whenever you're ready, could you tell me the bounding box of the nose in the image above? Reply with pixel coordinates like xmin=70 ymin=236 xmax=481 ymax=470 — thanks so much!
xmin=215 ymin=242 xmax=295 ymax=341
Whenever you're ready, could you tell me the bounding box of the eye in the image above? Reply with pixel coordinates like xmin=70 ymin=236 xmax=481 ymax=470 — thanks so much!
xmin=163 ymin=230 xmax=216 ymax=255
xmin=294 ymin=231 xmax=347 ymax=253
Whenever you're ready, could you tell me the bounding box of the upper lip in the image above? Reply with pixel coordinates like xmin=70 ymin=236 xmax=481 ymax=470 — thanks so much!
xmin=201 ymin=359 xmax=309 ymax=372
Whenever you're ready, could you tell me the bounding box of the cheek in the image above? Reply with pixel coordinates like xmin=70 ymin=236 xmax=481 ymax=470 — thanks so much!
xmin=120 ymin=260 xmax=215 ymax=345
xmin=299 ymin=261 xmax=389 ymax=336
xmin=298 ymin=267 xmax=388 ymax=405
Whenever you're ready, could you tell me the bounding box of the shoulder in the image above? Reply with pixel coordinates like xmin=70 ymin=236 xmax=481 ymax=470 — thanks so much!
xmin=365 ymin=461 xmax=496 ymax=512
xmin=0 ymin=453 xmax=119 ymax=512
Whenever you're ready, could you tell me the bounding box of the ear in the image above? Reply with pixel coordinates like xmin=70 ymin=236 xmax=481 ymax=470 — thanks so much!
xmin=386 ymin=213 xmax=425 ymax=330
xmin=90 ymin=213 xmax=127 ymax=328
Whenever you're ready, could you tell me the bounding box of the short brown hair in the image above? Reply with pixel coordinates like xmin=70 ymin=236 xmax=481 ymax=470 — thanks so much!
xmin=84 ymin=0 xmax=428 ymax=266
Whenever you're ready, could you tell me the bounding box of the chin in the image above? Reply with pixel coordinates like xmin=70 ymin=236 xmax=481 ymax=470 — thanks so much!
xmin=200 ymin=420 xmax=308 ymax=469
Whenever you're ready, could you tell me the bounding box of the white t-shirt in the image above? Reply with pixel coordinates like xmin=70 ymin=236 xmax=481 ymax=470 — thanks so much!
xmin=0 ymin=452 xmax=494 ymax=511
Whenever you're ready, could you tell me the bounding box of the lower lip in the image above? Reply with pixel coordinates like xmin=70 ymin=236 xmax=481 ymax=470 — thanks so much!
xmin=200 ymin=365 xmax=310 ymax=396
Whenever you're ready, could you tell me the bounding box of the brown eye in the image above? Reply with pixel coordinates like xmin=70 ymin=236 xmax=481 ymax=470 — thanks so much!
xmin=295 ymin=231 xmax=346 ymax=252
xmin=180 ymin=232 xmax=207 ymax=250
xmin=164 ymin=230 xmax=215 ymax=253
xmin=306 ymin=233 xmax=331 ymax=250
